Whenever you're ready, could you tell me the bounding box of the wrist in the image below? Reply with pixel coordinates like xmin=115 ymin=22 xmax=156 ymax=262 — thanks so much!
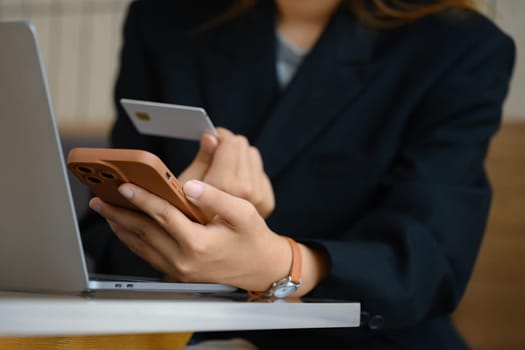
xmin=250 ymin=236 xmax=302 ymax=298
xmin=294 ymin=242 xmax=329 ymax=297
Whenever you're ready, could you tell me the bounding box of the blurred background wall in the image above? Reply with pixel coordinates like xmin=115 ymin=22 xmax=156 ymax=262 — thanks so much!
xmin=0 ymin=0 xmax=129 ymax=132
xmin=0 ymin=1 xmax=523 ymax=349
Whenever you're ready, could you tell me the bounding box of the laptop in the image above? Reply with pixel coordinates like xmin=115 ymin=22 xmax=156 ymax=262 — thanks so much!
xmin=0 ymin=21 xmax=236 ymax=294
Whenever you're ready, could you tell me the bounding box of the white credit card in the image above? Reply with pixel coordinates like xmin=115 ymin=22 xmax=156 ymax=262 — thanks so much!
xmin=120 ymin=98 xmax=217 ymax=141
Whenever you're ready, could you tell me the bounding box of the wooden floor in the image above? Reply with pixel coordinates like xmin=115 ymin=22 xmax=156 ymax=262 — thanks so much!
xmin=453 ymin=122 xmax=525 ymax=349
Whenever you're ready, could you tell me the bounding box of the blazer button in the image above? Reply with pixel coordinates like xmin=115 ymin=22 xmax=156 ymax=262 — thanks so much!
xmin=368 ymin=315 xmax=384 ymax=331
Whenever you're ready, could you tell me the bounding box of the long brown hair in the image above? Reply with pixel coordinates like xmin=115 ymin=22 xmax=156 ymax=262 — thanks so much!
xmin=350 ymin=0 xmax=478 ymax=28
xmin=206 ymin=0 xmax=478 ymax=30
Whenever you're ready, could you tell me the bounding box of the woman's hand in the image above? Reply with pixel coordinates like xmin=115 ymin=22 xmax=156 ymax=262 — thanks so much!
xmin=177 ymin=133 xmax=218 ymax=184
xmin=89 ymin=181 xmax=290 ymax=292
xmin=178 ymin=128 xmax=275 ymax=218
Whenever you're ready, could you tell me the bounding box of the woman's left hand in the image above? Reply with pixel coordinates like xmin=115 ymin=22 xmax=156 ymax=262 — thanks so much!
xmin=89 ymin=180 xmax=292 ymax=292
xmin=178 ymin=128 xmax=275 ymax=218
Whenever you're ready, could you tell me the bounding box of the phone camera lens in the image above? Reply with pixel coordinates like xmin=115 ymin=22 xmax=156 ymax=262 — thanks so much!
xmin=100 ymin=171 xmax=116 ymax=180
xmin=78 ymin=166 xmax=92 ymax=174
xmin=87 ymin=176 xmax=102 ymax=184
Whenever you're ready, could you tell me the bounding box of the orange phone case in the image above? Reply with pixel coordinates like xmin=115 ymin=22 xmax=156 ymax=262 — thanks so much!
xmin=67 ymin=147 xmax=208 ymax=224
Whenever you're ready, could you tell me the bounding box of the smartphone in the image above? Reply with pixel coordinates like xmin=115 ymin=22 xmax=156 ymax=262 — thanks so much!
xmin=67 ymin=147 xmax=209 ymax=224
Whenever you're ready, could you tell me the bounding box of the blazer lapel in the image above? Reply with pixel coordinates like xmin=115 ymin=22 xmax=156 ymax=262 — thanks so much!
xmin=255 ymin=10 xmax=380 ymax=179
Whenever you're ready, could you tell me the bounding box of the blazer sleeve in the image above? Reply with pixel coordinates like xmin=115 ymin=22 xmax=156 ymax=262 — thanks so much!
xmin=308 ymin=26 xmax=515 ymax=331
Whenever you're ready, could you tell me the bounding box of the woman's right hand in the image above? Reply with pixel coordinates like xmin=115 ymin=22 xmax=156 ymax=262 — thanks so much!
xmin=90 ymin=180 xmax=327 ymax=297
xmin=178 ymin=127 xmax=275 ymax=218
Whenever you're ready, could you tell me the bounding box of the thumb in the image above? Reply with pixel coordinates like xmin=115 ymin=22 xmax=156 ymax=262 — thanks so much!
xmin=183 ymin=180 xmax=257 ymax=227
xmin=200 ymin=132 xmax=219 ymax=154
xmin=178 ymin=133 xmax=218 ymax=182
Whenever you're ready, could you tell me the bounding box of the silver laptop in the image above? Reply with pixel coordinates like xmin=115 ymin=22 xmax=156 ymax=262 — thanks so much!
xmin=0 ymin=21 xmax=236 ymax=294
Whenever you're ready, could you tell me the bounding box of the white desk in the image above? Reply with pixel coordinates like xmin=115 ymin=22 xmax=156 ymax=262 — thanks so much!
xmin=0 ymin=291 xmax=360 ymax=337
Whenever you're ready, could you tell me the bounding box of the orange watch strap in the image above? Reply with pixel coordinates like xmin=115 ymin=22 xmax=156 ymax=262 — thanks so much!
xmin=284 ymin=236 xmax=302 ymax=284
xmin=248 ymin=236 xmax=302 ymax=297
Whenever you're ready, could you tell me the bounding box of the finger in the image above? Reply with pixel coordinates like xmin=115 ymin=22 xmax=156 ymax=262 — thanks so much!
xmin=89 ymin=197 xmax=160 ymax=238
xmin=249 ymin=146 xmax=264 ymax=174
xmin=245 ymin=146 xmax=268 ymax=211
xmin=183 ymin=180 xmax=260 ymax=229
xmin=248 ymin=146 xmax=264 ymax=196
xmin=193 ymin=132 xmax=219 ymax=168
xmin=204 ymin=130 xmax=240 ymax=189
xmin=259 ymin=174 xmax=275 ymax=217
xmin=236 ymin=135 xmax=251 ymax=177
xmin=89 ymin=198 xmax=183 ymax=271
xmin=201 ymin=132 xmax=219 ymax=154
xmin=235 ymin=136 xmax=253 ymax=197
xmin=101 ymin=184 xmax=196 ymax=241
xmin=178 ymin=132 xmax=218 ymax=183
xmin=106 ymin=219 xmax=176 ymax=276
xmin=215 ymin=127 xmax=234 ymax=140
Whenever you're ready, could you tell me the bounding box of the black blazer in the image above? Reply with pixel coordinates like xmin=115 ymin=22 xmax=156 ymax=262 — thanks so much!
xmin=80 ymin=1 xmax=515 ymax=349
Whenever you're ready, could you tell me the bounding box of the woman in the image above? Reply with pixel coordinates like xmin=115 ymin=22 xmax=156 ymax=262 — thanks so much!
xmin=81 ymin=0 xmax=515 ymax=348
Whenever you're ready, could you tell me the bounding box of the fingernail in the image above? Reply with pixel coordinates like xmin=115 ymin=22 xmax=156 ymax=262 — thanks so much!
xmin=202 ymin=134 xmax=218 ymax=154
xmin=184 ymin=180 xmax=204 ymax=200
xmin=119 ymin=185 xmax=134 ymax=199
xmin=203 ymin=143 xmax=215 ymax=154
xmin=90 ymin=200 xmax=101 ymax=213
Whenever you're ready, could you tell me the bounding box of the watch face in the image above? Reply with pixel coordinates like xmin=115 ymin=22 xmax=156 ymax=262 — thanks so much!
xmin=271 ymin=279 xmax=300 ymax=298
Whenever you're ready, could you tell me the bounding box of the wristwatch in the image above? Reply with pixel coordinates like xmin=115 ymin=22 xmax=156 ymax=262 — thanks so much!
xmin=259 ymin=236 xmax=303 ymax=298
